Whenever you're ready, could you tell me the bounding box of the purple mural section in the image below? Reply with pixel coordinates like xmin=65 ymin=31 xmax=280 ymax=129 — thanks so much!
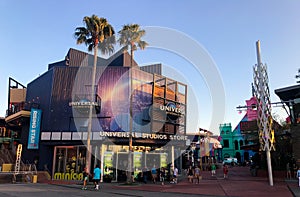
xmin=96 ymin=67 xmax=153 ymax=133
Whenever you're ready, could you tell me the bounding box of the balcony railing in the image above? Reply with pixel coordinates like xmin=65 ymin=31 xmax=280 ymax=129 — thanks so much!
xmin=6 ymin=102 xmax=39 ymax=117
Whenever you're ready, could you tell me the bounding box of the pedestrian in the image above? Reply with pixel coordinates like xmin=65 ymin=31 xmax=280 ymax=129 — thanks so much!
xmin=142 ymin=166 xmax=148 ymax=184
xmin=293 ymin=163 xmax=297 ymax=179
xmin=173 ymin=166 xmax=178 ymax=184
xmin=187 ymin=166 xmax=194 ymax=183
xmin=82 ymin=167 xmax=88 ymax=190
xmin=194 ymin=165 xmax=201 ymax=184
xmin=93 ymin=165 xmax=101 ymax=190
xmin=160 ymin=167 xmax=166 ymax=185
xmin=151 ymin=165 xmax=157 ymax=184
xmin=223 ymin=164 xmax=228 ymax=179
xmin=211 ymin=162 xmax=216 ymax=176
xmin=297 ymin=167 xmax=300 ymax=187
xmin=286 ymin=162 xmax=291 ymax=179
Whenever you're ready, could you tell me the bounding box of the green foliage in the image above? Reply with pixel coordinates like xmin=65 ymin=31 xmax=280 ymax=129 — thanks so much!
xmin=118 ymin=24 xmax=148 ymax=55
xmin=74 ymin=15 xmax=115 ymax=55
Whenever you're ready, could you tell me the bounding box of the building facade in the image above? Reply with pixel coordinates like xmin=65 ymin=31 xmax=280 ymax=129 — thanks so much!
xmin=275 ymin=84 xmax=300 ymax=166
xmin=5 ymin=48 xmax=188 ymax=182
xmin=219 ymin=97 xmax=258 ymax=163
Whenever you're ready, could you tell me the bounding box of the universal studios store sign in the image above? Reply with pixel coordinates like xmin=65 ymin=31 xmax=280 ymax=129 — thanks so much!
xmin=99 ymin=131 xmax=188 ymax=141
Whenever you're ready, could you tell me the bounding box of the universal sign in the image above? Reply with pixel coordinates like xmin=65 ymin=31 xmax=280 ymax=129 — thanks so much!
xmin=160 ymin=102 xmax=181 ymax=114
xmin=69 ymin=101 xmax=100 ymax=107
xmin=69 ymin=99 xmax=101 ymax=114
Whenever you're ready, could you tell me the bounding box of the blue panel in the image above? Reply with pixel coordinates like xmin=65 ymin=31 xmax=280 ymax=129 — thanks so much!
xmin=28 ymin=108 xmax=42 ymax=149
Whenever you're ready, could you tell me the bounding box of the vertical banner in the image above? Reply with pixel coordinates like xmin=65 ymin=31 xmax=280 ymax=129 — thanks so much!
xmin=27 ymin=108 xmax=42 ymax=149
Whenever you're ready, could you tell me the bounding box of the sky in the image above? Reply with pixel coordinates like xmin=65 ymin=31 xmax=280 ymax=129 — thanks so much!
xmin=0 ymin=0 xmax=299 ymax=135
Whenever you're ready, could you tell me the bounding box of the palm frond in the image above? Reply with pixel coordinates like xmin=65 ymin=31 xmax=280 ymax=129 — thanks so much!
xmin=118 ymin=24 xmax=148 ymax=51
xmin=75 ymin=15 xmax=116 ymax=56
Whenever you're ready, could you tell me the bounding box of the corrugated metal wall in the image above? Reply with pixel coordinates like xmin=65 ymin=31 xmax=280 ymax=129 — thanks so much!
xmin=26 ymin=70 xmax=54 ymax=130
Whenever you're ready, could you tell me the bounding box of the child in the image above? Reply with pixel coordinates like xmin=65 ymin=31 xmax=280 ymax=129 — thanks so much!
xmin=194 ymin=166 xmax=201 ymax=184
xmin=211 ymin=163 xmax=216 ymax=176
xmin=93 ymin=165 xmax=101 ymax=190
xmin=223 ymin=164 xmax=228 ymax=179
xmin=151 ymin=165 xmax=157 ymax=184
xmin=82 ymin=167 xmax=88 ymax=190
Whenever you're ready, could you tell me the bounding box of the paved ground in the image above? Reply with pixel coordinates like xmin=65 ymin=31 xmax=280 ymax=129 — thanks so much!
xmin=104 ymin=166 xmax=299 ymax=197
xmin=0 ymin=166 xmax=299 ymax=197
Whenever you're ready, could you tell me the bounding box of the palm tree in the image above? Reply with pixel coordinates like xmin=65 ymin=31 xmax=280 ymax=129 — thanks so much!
xmin=118 ymin=24 xmax=148 ymax=67
xmin=118 ymin=24 xmax=148 ymax=183
xmin=74 ymin=15 xmax=115 ymax=174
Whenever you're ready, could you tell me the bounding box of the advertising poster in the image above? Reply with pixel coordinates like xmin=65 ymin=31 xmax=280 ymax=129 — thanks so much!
xmin=104 ymin=151 xmax=113 ymax=168
xmin=134 ymin=152 xmax=142 ymax=178
xmin=160 ymin=153 xmax=168 ymax=168
xmin=27 ymin=108 xmax=42 ymax=149
xmin=134 ymin=152 xmax=142 ymax=169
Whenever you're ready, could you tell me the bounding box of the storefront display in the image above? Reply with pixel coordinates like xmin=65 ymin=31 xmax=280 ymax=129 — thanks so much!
xmin=53 ymin=146 xmax=86 ymax=180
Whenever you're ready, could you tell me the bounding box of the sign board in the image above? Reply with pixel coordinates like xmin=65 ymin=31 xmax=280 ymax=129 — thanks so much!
xmin=240 ymin=120 xmax=258 ymax=132
xmin=27 ymin=108 xmax=42 ymax=149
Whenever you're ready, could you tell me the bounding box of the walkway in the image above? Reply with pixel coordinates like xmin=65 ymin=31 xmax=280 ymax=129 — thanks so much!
xmin=102 ymin=166 xmax=299 ymax=197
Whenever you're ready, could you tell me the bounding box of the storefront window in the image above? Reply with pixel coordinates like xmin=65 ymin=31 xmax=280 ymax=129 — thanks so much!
xmin=53 ymin=146 xmax=86 ymax=181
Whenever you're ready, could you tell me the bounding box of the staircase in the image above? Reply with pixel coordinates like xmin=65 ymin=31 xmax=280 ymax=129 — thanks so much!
xmin=0 ymin=148 xmax=51 ymax=183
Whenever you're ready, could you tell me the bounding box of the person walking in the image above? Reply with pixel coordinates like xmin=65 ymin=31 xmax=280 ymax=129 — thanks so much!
xmin=194 ymin=165 xmax=201 ymax=184
xmin=81 ymin=167 xmax=89 ymax=190
xmin=211 ymin=162 xmax=216 ymax=176
xmin=187 ymin=166 xmax=194 ymax=183
xmin=293 ymin=163 xmax=297 ymax=179
xmin=297 ymin=167 xmax=300 ymax=187
xmin=93 ymin=165 xmax=101 ymax=190
xmin=173 ymin=166 xmax=178 ymax=184
xmin=151 ymin=165 xmax=157 ymax=184
xmin=286 ymin=162 xmax=291 ymax=179
xmin=160 ymin=167 xmax=166 ymax=185
xmin=223 ymin=164 xmax=228 ymax=179
xmin=142 ymin=166 xmax=148 ymax=184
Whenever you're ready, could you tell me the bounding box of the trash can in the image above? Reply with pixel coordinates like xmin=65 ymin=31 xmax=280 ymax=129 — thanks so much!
xmin=32 ymin=175 xmax=38 ymax=183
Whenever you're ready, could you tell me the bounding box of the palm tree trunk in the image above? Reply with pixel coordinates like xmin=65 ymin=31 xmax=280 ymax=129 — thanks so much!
xmin=86 ymin=44 xmax=98 ymax=174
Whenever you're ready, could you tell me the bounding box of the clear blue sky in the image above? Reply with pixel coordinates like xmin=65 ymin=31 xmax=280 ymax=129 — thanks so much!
xmin=0 ymin=0 xmax=299 ymax=135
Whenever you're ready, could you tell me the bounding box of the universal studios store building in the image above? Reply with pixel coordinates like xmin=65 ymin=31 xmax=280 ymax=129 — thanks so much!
xmin=23 ymin=48 xmax=187 ymax=182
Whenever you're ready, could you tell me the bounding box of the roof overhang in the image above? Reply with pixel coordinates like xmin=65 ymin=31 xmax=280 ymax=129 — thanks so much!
xmin=275 ymin=84 xmax=300 ymax=106
xmin=5 ymin=110 xmax=31 ymax=123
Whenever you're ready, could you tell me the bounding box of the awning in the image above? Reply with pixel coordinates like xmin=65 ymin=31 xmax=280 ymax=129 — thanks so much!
xmin=275 ymin=84 xmax=300 ymax=105
xmin=5 ymin=110 xmax=30 ymax=123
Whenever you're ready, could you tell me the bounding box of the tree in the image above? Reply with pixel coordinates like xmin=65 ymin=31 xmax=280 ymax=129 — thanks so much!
xmin=118 ymin=24 xmax=148 ymax=183
xmin=118 ymin=24 xmax=148 ymax=67
xmin=74 ymin=15 xmax=115 ymax=173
